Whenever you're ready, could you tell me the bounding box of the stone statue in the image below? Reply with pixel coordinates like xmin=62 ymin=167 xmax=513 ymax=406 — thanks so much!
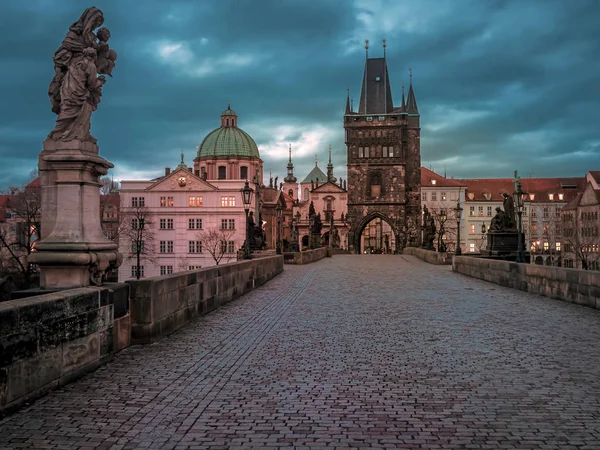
xmin=48 ymin=7 xmax=117 ymax=143
xmin=279 ymin=182 xmax=283 ymax=191
xmin=269 ymin=176 xmax=273 ymax=188
xmin=274 ymin=176 xmax=278 ymax=188
xmin=490 ymin=207 xmax=506 ymax=232
xmin=427 ymin=215 xmax=436 ymax=250
xmin=502 ymin=193 xmax=516 ymax=229
xmin=421 ymin=206 xmax=430 ymax=248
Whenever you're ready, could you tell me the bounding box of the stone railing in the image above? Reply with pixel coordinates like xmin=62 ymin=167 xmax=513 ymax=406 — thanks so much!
xmin=0 ymin=284 xmax=130 ymax=415
xmin=283 ymin=247 xmax=332 ymax=265
xmin=127 ymin=256 xmax=283 ymax=344
xmin=453 ymin=256 xmax=600 ymax=309
xmin=404 ymin=247 xmax=452 ymax=265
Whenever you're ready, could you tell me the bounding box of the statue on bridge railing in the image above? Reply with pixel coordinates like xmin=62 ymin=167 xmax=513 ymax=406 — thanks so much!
xmin=421 ymin=206 xmax=436 ymax=250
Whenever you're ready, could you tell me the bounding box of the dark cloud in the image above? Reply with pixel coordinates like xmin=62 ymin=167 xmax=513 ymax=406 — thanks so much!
xmin=0 ymin=0 xmax=598 ymax=189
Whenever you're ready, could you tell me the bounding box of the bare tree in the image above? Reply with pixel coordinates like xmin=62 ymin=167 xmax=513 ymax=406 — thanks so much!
xmin=0 ymin=176 xmax=41 ymax=288
xmin=196 ymin=227 xmax=238 ymax=266
xmin=562 ymin=212 xmax=600 ymax=270
xmin=121 ymin=204 xmax=157 ymax=279
xmin=428 ymin=204 xmax=458 ymax=252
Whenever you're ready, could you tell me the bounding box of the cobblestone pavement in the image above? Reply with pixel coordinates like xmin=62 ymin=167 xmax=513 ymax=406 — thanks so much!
xmin=1 ymin=255 xmax=600 ymax=450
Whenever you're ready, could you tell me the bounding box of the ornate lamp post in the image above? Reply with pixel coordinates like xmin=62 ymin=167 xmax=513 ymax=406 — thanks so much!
xmin=514 ymin=182 xmax=527 ymax=263
xmin=438 ymin=209 xmax=447 ymax=253
xmin=240 ymin=180 xmax=254 ymax=260
xmin=275 ymin=203 xmax=282 ymax=255
xmin=454 ymin=202 xmax=463 ymax=256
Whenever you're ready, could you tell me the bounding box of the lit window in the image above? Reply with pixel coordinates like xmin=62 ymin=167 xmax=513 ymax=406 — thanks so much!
xmin=558 ymin=193 xmax=564 ymax=200
xmin=469 ymin=243 xmax=475 ymax=252
xmin=431 ymin=180 xmax=437 ymax=185
xmin=529 ymin=194 xmax=535 ymax=200
xmin=189 ymin=196 xmax=203 ymax=207
xmin=543 ymin=242 xmax=549 ymax=251
xmin=160 ymin=197 xmax=166 ymax=207
xmin=469 ymin=224 xmax=475 ymax=235
xmin=556 ymin=242 xmax=561 ymax=251
xmin=167 ymin=197 xmax=173 ymax=207
xmin=549 ymin=194 xmax=554 ymax=201
xmin=469 ymin=206 xmax=475 ymax=217
xmin=478 ymin=206 xmax=483 ymax=217
xmin=441 ymin=192 xmax=446 ymax=201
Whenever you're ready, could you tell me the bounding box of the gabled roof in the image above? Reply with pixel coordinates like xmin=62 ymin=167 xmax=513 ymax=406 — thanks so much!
xmin=145 ymin=167 xmax=217 ymax=191
xmin=420 ymin=167 xmax=466 ymax=188
xmin=358 ymin=57 xmax=394 ymax=115
xmin=312 ymin=180 xmax=347 ymax=193
xmin=406 ymin=81 xmax=418 ymax=115
xmin=101 ymin=193 xmax=120 ymax=207
xmin=588 ymin=171 xmax=600 ymax=187
xmin=301 ymin=164 xmax=327 ymax=184
xmin=562 ymin=192 xmax=583 ymax=211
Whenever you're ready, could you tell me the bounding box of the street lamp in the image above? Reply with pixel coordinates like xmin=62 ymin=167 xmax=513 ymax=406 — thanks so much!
xmin=438 ymin=209 xmax=447 ymax=253
xmin=514 ymin=182 xmax=527 ymax=263
xmin=275 ymin=203 xmax=282 ymax=255
xmin=240 ymin=180 xmax=254 ymax=260
xmin=454 ymin=202 xmax=463 ymax=256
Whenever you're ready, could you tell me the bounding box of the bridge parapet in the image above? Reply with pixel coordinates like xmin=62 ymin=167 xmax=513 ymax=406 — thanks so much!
xmin=453 ymin=256 xmax=600 ymax=309
xmin=0 ymin=284 xmax=130 ymax=415
xmin=127 ymin=256 xmax=283 ymax=344
xmin=283 ymin=247 xmax=332 ymax=265
xmin=404 ymin=247 xmax=452 ymax=265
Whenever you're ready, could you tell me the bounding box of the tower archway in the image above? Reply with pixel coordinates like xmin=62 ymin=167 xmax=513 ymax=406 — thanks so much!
xmin=354 ymin=213 xmax=397 ymax=254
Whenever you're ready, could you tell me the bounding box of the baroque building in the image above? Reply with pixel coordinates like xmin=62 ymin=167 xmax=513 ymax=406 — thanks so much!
xmin=344 ymin=44 xmax=421 ymax=253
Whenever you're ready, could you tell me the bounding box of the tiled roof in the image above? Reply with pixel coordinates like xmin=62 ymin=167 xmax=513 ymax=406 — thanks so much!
xmin=589 ymin=171 xmax=600 ymax=185
xmin=101 ymin=193 xmax=120 ymax=207
xmin=301 ymin=164 xmax=327 ymax=184
xmin=458 ymin=176 xmax=585 ymax=203
xmin=197 ymin=126 xmax=260 ymax=159
xmin=420 ymin=167 xmax=467 ymax=188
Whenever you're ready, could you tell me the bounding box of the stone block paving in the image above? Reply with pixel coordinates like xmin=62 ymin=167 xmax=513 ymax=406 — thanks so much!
xmin=1 ymin=255 xmax=600 ymax=449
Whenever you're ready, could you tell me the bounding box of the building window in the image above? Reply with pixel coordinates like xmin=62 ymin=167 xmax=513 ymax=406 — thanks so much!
xmin=441 ymin=192 xmax=447 ymax=201
xmin=159 ymin=218 xmax=174 ymax=230
xmin=531 ymin=208 xmax=537 ymax=218
xmin=358 ymin=147 xmax=364 ymax=158
xmin=543 ymin=207 xmax=549 ymax=219
xmin=131 ymin=265 xmax=144 ymax=278
xmin=421 ymin=192 xmax=427 ymax=201
xmin=364 ymin=147 xmax=370 ymax=158
xmin=469 ymin=243 xmax=475 ymax=252
xmin=167 ymin=197 xmax=173 ymax=207
xmin=487 ymin=206 xmax=492 ymax=216
xmin=131 ymin=240 xmax=145 ymax=253
xmin=549 ymin=194 xmax=554 ymax=201
xmin=469 ymin=206 xmax=475 ymax=217
xmin=478 ymin=206 xmax=483 ymax=217
xmin=160 ymin=240 xmax=174 ymax=253
xmin=188 ymin=240 xmax=202 ymax=253
xmin=288 ymin=189 xmax=294 ymax=198
xmin=431 ymin=192 xmax=437 ymax=201
xmin=160 ymin=266 xmax=173 ymax=275
xmin=469 ymin=224 xmax=475 ymax=235
xmin=382 ymin=146 xmax=388 ymax=157
xmin=160 ymin=197 xmax=166 ymax=207
xmin=221 ymin=240 xmax=236 ymax=253
xmin=200 ymin=167 xmax=206 ymax=179
xmin=543 ymin=242 xmax=549 ymax=251
xmin=188 ymin=265 xmax=202 ymax=270
xmin=304 ymin=188 xmax=309 ymax=200
xmin=131 ymin=197 xmax=138 ymax=207
xmin=221 ymin=196 xmax=235 ymax=207
xmin=188 ymin=218 xmax=202 ymax=229
xmin=556 ymin=242 xmax=561 ymax=252
xmin=558 ymin=193 xmax=564 ymax=200
xmin=218 ymin=166 xmax=226 ymax=179
xmin=189 ymin=196 xmax=203 ymax=207
xmin=240 ymin=166 xmax=248 ymax=180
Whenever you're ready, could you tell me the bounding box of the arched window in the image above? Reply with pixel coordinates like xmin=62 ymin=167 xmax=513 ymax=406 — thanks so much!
xmin=226 ymin=118 xmax=229 ymax=126
xmin=218 ymin=166 xmax=226 ymax=179
xmin=240 ymin=166 xmax=248 ymax=180
xmin=288 ymin=189 xmax=294 ymax=198
xmin=327 ymin=199 xmax=332 ymax=211
xmin=304 ymin=188 xmax=309 ymax=200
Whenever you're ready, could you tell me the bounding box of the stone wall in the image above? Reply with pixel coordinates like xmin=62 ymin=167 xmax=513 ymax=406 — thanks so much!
xmin=453 ymin=256 xmax=600 ymax=309
xmin=283 ymin=247 xmax=331 ymax=265
xmin=127 ymin=256 xmax=283 ymax=344
xmin=0 ymin=284 xmax=130 ymax=415
xmin=404 ymin=247 xmax=452 ymax=265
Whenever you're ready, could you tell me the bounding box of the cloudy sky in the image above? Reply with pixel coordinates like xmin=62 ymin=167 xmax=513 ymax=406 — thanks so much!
xmin=1 ymin=0 xmax=599 ymax=189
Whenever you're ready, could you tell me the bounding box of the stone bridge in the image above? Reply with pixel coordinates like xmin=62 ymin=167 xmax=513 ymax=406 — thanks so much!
xmin=1 ymin=255 xmax=599 ymax=449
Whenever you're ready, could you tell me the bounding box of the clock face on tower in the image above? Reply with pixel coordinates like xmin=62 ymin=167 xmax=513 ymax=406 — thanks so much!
xmin=178 ymin=176 xmax=186 ymax=187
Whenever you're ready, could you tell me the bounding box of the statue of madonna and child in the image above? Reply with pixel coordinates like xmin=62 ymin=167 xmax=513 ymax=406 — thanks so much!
xmin=47 ymin=7 xmax=117 ymax=143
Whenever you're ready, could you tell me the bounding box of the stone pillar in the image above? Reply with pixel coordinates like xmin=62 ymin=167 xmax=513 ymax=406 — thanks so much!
xmin=28 ymin=139 xmax=122 ymax=289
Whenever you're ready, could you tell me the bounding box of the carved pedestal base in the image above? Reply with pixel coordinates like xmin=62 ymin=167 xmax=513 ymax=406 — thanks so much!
xmin=485 ymin=232 xmax=524 ymax=256
xmin=28 ymin=139 xmax=122 ymax=289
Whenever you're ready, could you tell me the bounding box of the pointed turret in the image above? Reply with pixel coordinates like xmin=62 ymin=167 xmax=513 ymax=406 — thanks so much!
xmin=406 ymin=69 xmax=419 ymax=115
xmin=284 ymin=144 xmax=297 ymax=183
xmin=326 ymin=145 xmax=337 ymax=183
xmin=401 ymin=81 xmax=406 ymax=111
xmin=345 ymin=87 xmax=352 ymax=114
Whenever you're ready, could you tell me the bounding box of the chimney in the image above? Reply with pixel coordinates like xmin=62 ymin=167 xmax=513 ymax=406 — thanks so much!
xmin=165 ymin=167 xmax=171 ymax=176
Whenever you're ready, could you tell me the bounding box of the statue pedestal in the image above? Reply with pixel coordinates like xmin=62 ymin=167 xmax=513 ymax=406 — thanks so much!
xmin=28 ymin=139 xmax=122 ymax=289
xmin=486 ymin=232 xmax=522 ymax=255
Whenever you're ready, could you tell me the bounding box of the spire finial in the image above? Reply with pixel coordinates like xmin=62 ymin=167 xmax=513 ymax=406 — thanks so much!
xmin=350 ymin=97 xmax=353 ymax=110
xmin=328 ymin=144 xmax=332 ymax=163
xmin=382 ymin=39 xmax=386 ymax=58
xmin=181 ymin=152 xmax=184 ymax=163
xmin=288 ymin=143 xmax=292 ymax=162
xmin=227 ymin=100 xmax=231 ymax=109
xmin=365 ymin=39 xmax=369 ymax=58
xmin=315 ymin=154 xmax=318 ymax=165
xmin=409 ymin=68 xmax=413 ymax=84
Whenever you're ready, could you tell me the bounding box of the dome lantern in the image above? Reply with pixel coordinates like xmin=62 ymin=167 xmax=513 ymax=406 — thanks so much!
xmin=220 ymin=102 xmax=238 ymax=128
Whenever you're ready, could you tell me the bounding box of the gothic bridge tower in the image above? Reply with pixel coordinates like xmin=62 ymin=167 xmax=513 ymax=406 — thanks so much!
xmin=344 ymin=40 xmax=421 ymax=253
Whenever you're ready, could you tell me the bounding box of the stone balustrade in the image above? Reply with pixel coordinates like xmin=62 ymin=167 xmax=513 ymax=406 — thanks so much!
xmin=453 ymin=256 xmax=600 ymax=309
xmin=0 ymin=284 xmax=130 ymax=415
xmin=283 ymin=247 xmax=332 ymax=264
xmin=404 ymin=247 xmax=452 ymax=265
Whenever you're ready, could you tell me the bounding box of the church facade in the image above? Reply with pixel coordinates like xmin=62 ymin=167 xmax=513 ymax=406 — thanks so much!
xmin=343 ymin=45 xmax=421 ymax=253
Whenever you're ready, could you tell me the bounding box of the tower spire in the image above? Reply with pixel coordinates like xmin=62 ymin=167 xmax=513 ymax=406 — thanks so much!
xmin=327 ymin=144 xmax=336 ymax=183
xmin=284 ymin=143 xmax=297 ymax=183
xmin=401 ymin=81 xmax=406 ymax=110
xmin=382 ymin=39 xmax=386 ymax=58
xmin=365 ymin=39 xmax=369 ymax=59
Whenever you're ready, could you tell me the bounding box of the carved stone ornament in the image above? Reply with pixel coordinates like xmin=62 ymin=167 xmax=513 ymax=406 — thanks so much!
xmin=178 ymin=176 xmax=187 ymax=187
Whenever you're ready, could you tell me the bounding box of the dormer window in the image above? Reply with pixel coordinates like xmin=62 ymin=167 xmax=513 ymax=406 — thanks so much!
xmin=431 ymin=179 xmax=437 ymax=185
xmin=468 ymin=193 xmax=475 ymax=200
xmin=558 ymin=193 xmax=564 ymax=200
xmin=548 ymin=194 xmax=554 ymax=201
xmin=529 ymin=194 xmax=535 ymax=201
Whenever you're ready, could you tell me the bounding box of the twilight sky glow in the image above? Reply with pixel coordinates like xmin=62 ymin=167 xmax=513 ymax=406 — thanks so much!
xmin=1 ymin=0 xmax=599 ymax=189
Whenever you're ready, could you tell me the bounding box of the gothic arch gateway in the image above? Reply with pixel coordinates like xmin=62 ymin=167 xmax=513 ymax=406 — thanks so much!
xmin=354 ymin=212 xmax=398 ymax=254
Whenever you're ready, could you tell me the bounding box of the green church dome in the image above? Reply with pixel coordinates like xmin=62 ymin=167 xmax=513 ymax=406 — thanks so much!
xmin=197 ymin=105 xmax=260 ymax=159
